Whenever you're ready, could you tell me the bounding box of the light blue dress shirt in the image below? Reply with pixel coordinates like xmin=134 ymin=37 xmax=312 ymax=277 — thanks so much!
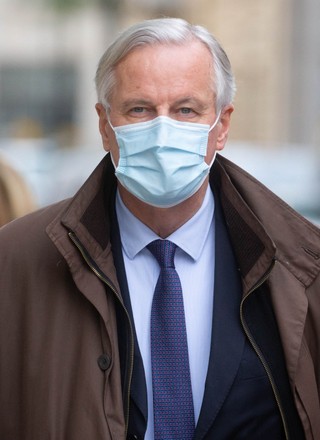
xmin=116 ymin=187 xmax=215 ymax=439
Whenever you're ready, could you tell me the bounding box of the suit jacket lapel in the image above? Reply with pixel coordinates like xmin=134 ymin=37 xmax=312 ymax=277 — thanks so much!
xmin=194 ymin=193 xmax=245 ymax=439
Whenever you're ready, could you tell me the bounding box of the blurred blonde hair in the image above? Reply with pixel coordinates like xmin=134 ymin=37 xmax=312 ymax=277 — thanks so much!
xmin=0 ymin=159 xmax=37 ymax=227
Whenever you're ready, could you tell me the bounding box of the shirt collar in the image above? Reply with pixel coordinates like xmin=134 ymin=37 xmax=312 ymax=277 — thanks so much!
xmin=116 ymin=186 xmax=215 ymax=262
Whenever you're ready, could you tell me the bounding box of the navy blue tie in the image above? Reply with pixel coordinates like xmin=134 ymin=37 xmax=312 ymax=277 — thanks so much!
xmin=147 ymin=239 xmax=195 ymax=440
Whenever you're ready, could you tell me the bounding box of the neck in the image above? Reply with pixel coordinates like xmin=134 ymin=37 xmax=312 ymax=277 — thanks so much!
xmin=118 ymin=180 xmax=209 ymax=238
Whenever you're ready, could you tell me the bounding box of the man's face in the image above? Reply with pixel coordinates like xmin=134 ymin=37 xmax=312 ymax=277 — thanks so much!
xmin=96 ymin=40 xmax=233 ymax=169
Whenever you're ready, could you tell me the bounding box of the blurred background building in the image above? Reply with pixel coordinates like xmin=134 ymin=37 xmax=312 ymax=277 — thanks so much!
xmin=0 ymin=0 xmax=319 ymax=222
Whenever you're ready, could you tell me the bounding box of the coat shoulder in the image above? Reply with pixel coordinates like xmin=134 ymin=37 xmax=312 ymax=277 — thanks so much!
xmin=0 ymin=199 xmax=71 ymax=263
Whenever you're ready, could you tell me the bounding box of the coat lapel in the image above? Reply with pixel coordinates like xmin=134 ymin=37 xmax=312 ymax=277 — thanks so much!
xmin=110 ymin=203 xmax=148 ymax=426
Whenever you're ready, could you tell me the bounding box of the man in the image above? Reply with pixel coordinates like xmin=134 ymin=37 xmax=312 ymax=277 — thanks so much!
xmin=0 ymin=17 xmax=319 ymax=440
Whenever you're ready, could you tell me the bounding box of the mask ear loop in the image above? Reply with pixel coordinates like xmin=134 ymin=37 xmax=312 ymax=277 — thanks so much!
xmin=208 ymin=110 xmax=221 ymax=167
xmin=104 ymin=107 xmax=118 ymax=169
xmin=208 ymin=110 xmax=221 ymax=132
xmin=104 ymin=106 xmax=115 ymax=131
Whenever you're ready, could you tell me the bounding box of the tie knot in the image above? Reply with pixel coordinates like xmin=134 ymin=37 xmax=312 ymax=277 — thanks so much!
xmin=147 ymin=239 xmax=177 ymax=269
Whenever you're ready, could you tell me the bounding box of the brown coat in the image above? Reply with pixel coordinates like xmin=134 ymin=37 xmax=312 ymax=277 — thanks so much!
xmin=0 ymin=154 xmax=319 ymax=439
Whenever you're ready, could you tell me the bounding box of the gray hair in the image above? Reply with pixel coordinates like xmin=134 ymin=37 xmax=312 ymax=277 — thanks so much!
xmin=95 ymin=17 xmax=236 ymax=111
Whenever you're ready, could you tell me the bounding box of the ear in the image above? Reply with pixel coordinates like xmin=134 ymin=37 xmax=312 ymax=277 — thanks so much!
xmin=215 ymin=104 xmax=234 ymax=152
xmin=95 ymin=103 xmax=111 ymax=152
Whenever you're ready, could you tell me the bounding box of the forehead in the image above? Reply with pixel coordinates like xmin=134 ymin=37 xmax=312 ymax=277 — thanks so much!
xmin=110 ymin=41 xmax=214 ymax=104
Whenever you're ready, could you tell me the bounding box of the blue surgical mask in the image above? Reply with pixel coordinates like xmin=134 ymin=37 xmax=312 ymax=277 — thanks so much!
xmin=108 ymin=113 xmax=220 ymax=208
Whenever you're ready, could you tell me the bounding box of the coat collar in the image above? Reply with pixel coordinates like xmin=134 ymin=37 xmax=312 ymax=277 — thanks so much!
xmin=46 ymin=155 xmax=122 ymax=323
xmin=213 ymin=155 xmax=320 ymax=292
xmin=48 ymin=155 xmax=118 ymax=272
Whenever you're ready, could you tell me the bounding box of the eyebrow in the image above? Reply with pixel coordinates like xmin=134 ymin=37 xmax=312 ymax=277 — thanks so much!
xmin=173 ymin=97 xmax=209 ymax=109
xmin=119 ymin=99 xmax=154 ymax=112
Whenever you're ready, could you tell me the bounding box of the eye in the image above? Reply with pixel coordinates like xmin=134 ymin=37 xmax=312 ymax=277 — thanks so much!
xmin=128 ymin=106 xmax=155 ymax=119
xmin=130 ymin=107 xmax=145 ymax=114
xmin=180 ymin=107 xmax=193 ymax=114
xmin=176 ymin=107 xmax=199 ymax=120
